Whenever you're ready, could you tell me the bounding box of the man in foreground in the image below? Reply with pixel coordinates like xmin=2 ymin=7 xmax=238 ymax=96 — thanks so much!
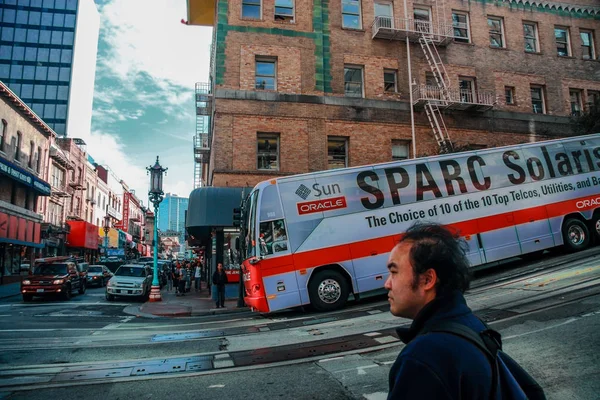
xmin=385 ymin=222 xmax=491 ymax=399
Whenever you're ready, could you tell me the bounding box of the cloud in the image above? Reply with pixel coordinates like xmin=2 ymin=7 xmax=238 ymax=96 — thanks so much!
xmin=97 ymin=0 xmax=212 ymax=97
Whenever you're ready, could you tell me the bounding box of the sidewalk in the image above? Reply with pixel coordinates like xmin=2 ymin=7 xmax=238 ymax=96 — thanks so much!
xmin=138 ymin=282 xmax=250 ymax=318
xmin=0 ymin=282 xmax=20 ymax=300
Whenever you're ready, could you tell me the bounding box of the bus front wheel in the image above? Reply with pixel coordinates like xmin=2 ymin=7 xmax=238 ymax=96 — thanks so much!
xmin=562 ymin=218 xmax=590 ymax=252
xmin=308 ymin=270 xmax=349 ymax=312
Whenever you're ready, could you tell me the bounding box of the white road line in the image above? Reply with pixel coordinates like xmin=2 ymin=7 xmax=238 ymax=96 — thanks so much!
xmin=319 ymin=356 xmax=345 ymax=363
xmin=503 ymin=309 xmax=600 ymax=340
xmin=209 ymin=385 xmax=225 ymax=388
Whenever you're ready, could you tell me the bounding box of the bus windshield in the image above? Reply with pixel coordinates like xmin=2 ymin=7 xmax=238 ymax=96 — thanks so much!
xmin=244 ymin=190 xmax=259 ymax=259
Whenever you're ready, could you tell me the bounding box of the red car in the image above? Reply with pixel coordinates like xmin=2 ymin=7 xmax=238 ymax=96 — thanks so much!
xmin=21 ymin=261 xmax=86 ymax=301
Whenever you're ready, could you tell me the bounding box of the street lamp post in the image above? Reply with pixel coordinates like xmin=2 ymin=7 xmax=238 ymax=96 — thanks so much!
xmin=147 ymin=156 xmax=167 ymax=302
xmin=102 ymin=214 xmax=111 ymax=261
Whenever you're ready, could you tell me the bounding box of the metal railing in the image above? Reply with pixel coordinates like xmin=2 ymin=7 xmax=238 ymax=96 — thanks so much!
xmin=194 ymin=134 xmax=210 ymax=150
xmin=412 ymin=85 xmax=496 ymax=107
xmin=371 ymin=16 xmax=454 ymax=41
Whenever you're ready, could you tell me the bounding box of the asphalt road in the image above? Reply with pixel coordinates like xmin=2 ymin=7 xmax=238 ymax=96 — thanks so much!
xmin=0 ymin=248 xmax=599 ymax=400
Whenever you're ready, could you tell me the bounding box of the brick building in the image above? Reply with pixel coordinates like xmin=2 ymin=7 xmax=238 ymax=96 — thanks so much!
xmin=187 ymin=0 xmax=600 ymax=188
xmin=0 ymin=82 xmax=52 ymax=283
xmin=185 ymin=0 xmax=600 ymax=275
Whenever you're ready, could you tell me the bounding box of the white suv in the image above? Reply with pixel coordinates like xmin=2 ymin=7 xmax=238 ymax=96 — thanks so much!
xmin=105 ymin=264 xmax=153 ymax=301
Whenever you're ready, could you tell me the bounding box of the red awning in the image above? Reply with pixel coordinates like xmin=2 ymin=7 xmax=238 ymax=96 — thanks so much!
xmin=66 ymin=221 xmax=99 ymax=250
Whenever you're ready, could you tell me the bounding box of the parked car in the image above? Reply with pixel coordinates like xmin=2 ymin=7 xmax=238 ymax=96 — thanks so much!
xmin=105 ymin=264 xmax=153 ymax=301
xmin=137 ymin=256 xmax=154 ymax=263
xmin=21 ymin=261 xmax=85 ymax=301
xmin=86 ymin=265 xmax=112 ymax=287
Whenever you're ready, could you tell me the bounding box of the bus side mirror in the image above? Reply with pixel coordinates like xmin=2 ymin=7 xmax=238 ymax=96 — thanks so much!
xmin=235 ymin=237 xmax=240 ymax=250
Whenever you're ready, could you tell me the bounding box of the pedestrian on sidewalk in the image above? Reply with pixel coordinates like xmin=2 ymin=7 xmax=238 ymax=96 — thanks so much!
xmin=173 ymin=263 xmax=180 ymax=295
xmin=194 ymin=262 xmax=201 ymax=292
xmin=166 ymin=263 xmax=173 ymax=291
xmin=178 ymin=264 xmax=187 ymax=296
xmin=212 ymin=262 xmax=228 ymax=308
xmin=185 ymin=263 xmax=192 ymax=293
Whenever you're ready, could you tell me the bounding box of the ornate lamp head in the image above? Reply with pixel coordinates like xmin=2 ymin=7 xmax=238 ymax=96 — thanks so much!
xmin=147 ymin=156 xmax=168 ymax=205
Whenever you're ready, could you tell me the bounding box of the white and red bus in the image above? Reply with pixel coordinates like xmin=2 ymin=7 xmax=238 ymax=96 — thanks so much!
xmin=240 ymin=134 xmax=600 ymax=313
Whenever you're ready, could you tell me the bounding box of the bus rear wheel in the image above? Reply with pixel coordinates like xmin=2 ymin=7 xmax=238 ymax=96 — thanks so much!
xmin=562 ymin=218 xmax=590 ymax=252
xmin=308 ymin=270 xmax=349 ymax=312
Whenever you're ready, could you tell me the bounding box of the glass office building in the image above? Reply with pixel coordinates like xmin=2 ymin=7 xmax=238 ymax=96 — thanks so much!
xmin=0 ymin=0 xmax=99 ymax=136
xmin=158 ymin=193 xmax=189 ymax=237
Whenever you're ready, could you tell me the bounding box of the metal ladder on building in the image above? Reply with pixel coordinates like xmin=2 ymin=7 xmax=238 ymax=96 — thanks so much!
xmin=418 ymin=34 xmax=453 ymax=153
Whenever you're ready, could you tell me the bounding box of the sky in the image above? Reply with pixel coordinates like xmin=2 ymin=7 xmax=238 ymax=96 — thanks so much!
xmin=83 ymin=0 xmax=212 ymax=206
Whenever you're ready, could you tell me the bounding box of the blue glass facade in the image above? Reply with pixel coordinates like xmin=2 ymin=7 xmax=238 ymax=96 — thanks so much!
xmin=158 ymin=194 xmax=189 ymax=236
xmin=0 ymin=0 xmax=79 ymax=136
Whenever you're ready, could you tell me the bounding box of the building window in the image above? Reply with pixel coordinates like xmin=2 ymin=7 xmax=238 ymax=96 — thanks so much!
xmin=28 ymin=141 xmax=34 ymax=168
xmin=555 ymin=27 xmax=571 ymax=57
xmin=384 ymin=69 xmax=397 ymax=92
xmin=274 ymin=0 xmax=294 ymax=22
xmin=414 ymin=7 xmax=431 ymax=33
xmin=15 ymin=131 xmax=22 ymax=161
xmin=242 ymin=0 xmax=261 ymax=19
xmin=581 ymin=30 xmax=596 ymax=60
xmin=505 ymin=86 xmax=515 ymax=105
xmin=257 ymin=133 xmax=279 ymax=170
xmin=488 ymin=17 xmax=505 ymax=48
xmin=530 ymin=85 xmax=545 ymax=114
xmin=344 ymin=65 xmax=363 ymax=97
xmin=342 ymin=0 xmax=361 ymax=29
xmin=0 ymin=119 xmax=6 ymax=152
xmin=392 ymin=140 xmax=410 ymax=160
xmin=36 ymin=146 xmax=42 ymax=172
xmin=452 ymin=12 xmax=470 ymax=43
xmin=570 ymin=90 xmax=583 ymax=116
xmin=328 ymin=137 xmax=348 ymax=169
xmin=587 ymin=90 xmax=600 ymax=112
xmin=459 ymin=77 xmax=476 ymax=103
xmin=255 ymin=58 xmax=276 ymax=90
xmin=523 ymin=22 xmax=539 ymax=53
xmin=374 ymin=1 xmax=393 ymax=28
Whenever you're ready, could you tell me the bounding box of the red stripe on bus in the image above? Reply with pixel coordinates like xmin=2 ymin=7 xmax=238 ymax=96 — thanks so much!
xmin=256 ymin=193 xmax=599 ymax=278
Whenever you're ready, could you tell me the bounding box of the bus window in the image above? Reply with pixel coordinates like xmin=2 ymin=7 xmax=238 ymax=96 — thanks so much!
xmin=259 ymin=184 xmax=283 ymax=221
xmin=259 ymin=219 xmax=288 ymax=256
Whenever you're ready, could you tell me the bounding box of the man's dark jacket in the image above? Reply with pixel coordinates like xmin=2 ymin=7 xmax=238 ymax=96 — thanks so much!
xmin=212 ymin=270 xmax=228 ymax=287
xmin=388 ymin=291 xmax=493 ymax=399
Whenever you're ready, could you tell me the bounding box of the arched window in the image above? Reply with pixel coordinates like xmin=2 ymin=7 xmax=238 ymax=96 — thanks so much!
xmin=0 ymin=119 xmax=6 ymax=152
xmin=29 ymin=140 xmax=35 ymax=168
xmin=36 ymin=146 xmax=42 ymax=172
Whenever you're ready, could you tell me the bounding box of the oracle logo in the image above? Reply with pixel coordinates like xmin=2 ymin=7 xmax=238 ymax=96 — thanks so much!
xmin=297 ymin=196 xmax=347 ymax=215
xmin=576 ymin=197 xmax=600 ymax=209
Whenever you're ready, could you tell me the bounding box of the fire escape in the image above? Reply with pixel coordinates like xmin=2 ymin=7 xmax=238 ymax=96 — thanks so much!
xmin=194 ymin=82 xmax=212 ymax=188
xmin=371 ymin=0 xmax=495 ymax=153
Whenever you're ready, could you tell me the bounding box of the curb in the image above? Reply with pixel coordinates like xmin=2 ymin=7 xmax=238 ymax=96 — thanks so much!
xmin=0 ymin=293 xmax=20 ymax=301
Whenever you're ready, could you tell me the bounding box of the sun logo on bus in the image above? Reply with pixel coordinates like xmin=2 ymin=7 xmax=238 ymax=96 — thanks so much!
xmin=295 ymin=184 xmax=311 ymax=200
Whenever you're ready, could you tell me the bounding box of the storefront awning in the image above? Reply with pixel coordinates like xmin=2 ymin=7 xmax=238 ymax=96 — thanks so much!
xmin=0 ymin=211 xmax=42 ymax=248
xmin=66 ymin=221 xmax=99 ymax=249
xmin=186 ymin=186 xmax=252 ymax=238
xmin=0 ymin=156 xmax=51 ymax=196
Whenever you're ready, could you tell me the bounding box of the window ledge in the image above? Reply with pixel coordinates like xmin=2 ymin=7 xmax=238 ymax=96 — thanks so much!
xmin=341 ymin=27 xmax=366 ymax=33
xmin=582 ymin=58 xmax=600 ymax=62
xmin=557 ymin=55 xmax=575 ymax=59
xmin=241 ymin=17 xmax=264 ymax=22
xmin=489 ymin=46 xmax=508 ymax=50
xmin=524 ymin=51 xmax=543 ymax=55
xmin=453 ymin=40 xmax=474 ymax=45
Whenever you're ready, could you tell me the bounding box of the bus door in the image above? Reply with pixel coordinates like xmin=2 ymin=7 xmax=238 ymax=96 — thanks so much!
xmin=512 ymin=144 xmax=559 ymax=254
xmin=468 ymin=149 xmax=523 ymax=263
xmin=256 ymin=182 xmax=300 ymax=311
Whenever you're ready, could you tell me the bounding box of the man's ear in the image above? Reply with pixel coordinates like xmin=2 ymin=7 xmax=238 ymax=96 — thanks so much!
xmin=421 ymin=268 xmax=438 ymax=291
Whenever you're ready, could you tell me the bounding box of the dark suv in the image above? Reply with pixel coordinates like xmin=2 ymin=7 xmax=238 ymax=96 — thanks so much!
xmin=21 ymin=261 xmax=86 ymax=301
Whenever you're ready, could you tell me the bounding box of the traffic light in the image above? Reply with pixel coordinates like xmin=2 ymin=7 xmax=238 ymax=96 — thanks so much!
xmin=233 ymin=207 xmax=242 ymax=227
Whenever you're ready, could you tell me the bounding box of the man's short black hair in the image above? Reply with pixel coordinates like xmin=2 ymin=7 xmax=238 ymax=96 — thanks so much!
xmin=399 ymin=222 xmax=471 ymax=296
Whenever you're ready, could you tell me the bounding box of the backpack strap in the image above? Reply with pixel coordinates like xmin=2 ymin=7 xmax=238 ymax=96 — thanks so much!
xmin=421 ymin=321 xmax=500 ymax=400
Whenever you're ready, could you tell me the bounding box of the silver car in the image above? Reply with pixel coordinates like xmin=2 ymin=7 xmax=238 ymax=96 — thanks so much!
xmin=105 ymin=264 xmax=153 ymax=301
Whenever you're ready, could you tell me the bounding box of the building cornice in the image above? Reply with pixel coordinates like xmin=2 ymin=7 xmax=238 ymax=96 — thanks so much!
xmin=499 ymin=0 xmax=600 ymax=16
xmin=0 ymin=82 xmax=58 ymax=139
